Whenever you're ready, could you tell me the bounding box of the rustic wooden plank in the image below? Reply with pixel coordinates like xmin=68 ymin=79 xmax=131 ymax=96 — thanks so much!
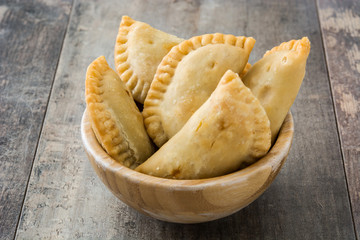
xmin=16 ymin=0 xmax=355 ymax=239
xmin=317 ymin=0 xmax=360 ymax=237
xmin=0 ymin=1 xmax=72 ymax=239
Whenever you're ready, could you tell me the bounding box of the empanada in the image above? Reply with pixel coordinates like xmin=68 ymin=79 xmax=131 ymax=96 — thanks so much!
xmin=136 ymin=70 xmax=271 ymax=179
xmin=115 ymin=16 xmax=184 ymax=103
xmin=143 ymin=33 xmax=256 ymax=147
xmin=243 ymin=37 xmax=310 ymax=143
xmin=85 ymin=56 xmax=155 ymax=169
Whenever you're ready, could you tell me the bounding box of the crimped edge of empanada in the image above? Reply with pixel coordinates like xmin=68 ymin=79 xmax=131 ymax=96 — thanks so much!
xmin=114 ymin=16 xmax=146 ymax=103
xmin=263 ymin=37 xmax=310 ymax=57
xmin=143 ymin=33 xmax=256 ymax=147
xmin=222 ymin=70 xmax=271 ymax=160
xmin=240 ymin=62 xmax=252 ymax=78
xmin=86 ymin=56 xmax=138 ymax=168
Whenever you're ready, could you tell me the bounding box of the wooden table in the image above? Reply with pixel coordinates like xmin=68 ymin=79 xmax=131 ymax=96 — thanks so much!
xmin=1 ymin=0 xmax=359 ymax=239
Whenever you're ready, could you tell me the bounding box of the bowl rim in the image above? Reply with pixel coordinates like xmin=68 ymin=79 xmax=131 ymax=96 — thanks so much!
xmin=81 ymin=109 xmax=294 ymax=190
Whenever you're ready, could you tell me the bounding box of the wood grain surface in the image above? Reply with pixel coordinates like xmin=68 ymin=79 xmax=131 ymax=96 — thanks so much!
xmin=317 ymin=0 xmax=360 ymax=238
xmin=0 ymin=1 xmax=72 ymax=239
xmin=11 ymin=0 xmax=356 ymax=239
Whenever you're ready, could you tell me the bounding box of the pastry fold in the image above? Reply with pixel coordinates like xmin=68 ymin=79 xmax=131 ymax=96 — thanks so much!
xmin=86 ymin=56 xmax=155 ymax=169
xmin=143 ymin=33 xmax=256 ymax=147
xmin=243 ymin=37 xmax=310 ymax=143
xmin=136 ymin=70 xmax=271 ymax=179
xmin=115 ymin=16 xmax=184 ymax=103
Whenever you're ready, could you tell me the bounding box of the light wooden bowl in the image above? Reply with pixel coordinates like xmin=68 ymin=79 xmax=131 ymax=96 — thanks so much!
xmin=81 ymin=110 xmax=294 ymax=223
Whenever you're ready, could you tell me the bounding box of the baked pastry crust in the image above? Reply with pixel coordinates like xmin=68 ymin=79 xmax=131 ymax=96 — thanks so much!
xmin=136 ymin=70 xmax=271 ymax=179
xmin=240 ymin=62 xmax=252 ymax=78
xmin=143 ymin=33 xmax=256 ymax=147
xmin=243 ymin=37 xmax=310 ymax=143
xmin=85 ymin=56 xmax=154 ymax=169
xmin=114 ymin=16 xmax=184 ymax=103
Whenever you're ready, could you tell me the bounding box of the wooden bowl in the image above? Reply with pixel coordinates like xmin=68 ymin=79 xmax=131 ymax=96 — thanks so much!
xmin=81 ymin=110 xmax=294 ymax=223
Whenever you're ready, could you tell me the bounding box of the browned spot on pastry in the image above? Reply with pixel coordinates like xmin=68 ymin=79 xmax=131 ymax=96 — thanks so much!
xmin=210 ymin=61 xmax=217 ymax=69
xmin=171 ymin=167 xmax=181 ymax=178
xmin=195 ymin=121 xmax=203 ymax=132
xmin=125 ymin=89 xmax=131 ymax=97
xmin=258 ymin=85 xmax=271 ymax=101
xmin=217 ymin=118 xmax=228 ymax=131
xmin=210 ymin=140 xmax=216 ymax=149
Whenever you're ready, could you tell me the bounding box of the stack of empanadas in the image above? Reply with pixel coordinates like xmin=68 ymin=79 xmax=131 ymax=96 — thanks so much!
xmin=85 ymin=16 xmax=310 ymax=179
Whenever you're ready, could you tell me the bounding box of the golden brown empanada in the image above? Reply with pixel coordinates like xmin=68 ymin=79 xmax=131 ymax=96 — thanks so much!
xmin=85 ymin=56 xmax=155 ymax=169
xmin=143 ymin=33 xmax=256 ymax=147
xmin=243 ymin=37 xmax=310 ymax=143
xmin=115 ymin=16 xmax=184 ymax=103
xmin=136 ymin=70 xmax=271 ymax=179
